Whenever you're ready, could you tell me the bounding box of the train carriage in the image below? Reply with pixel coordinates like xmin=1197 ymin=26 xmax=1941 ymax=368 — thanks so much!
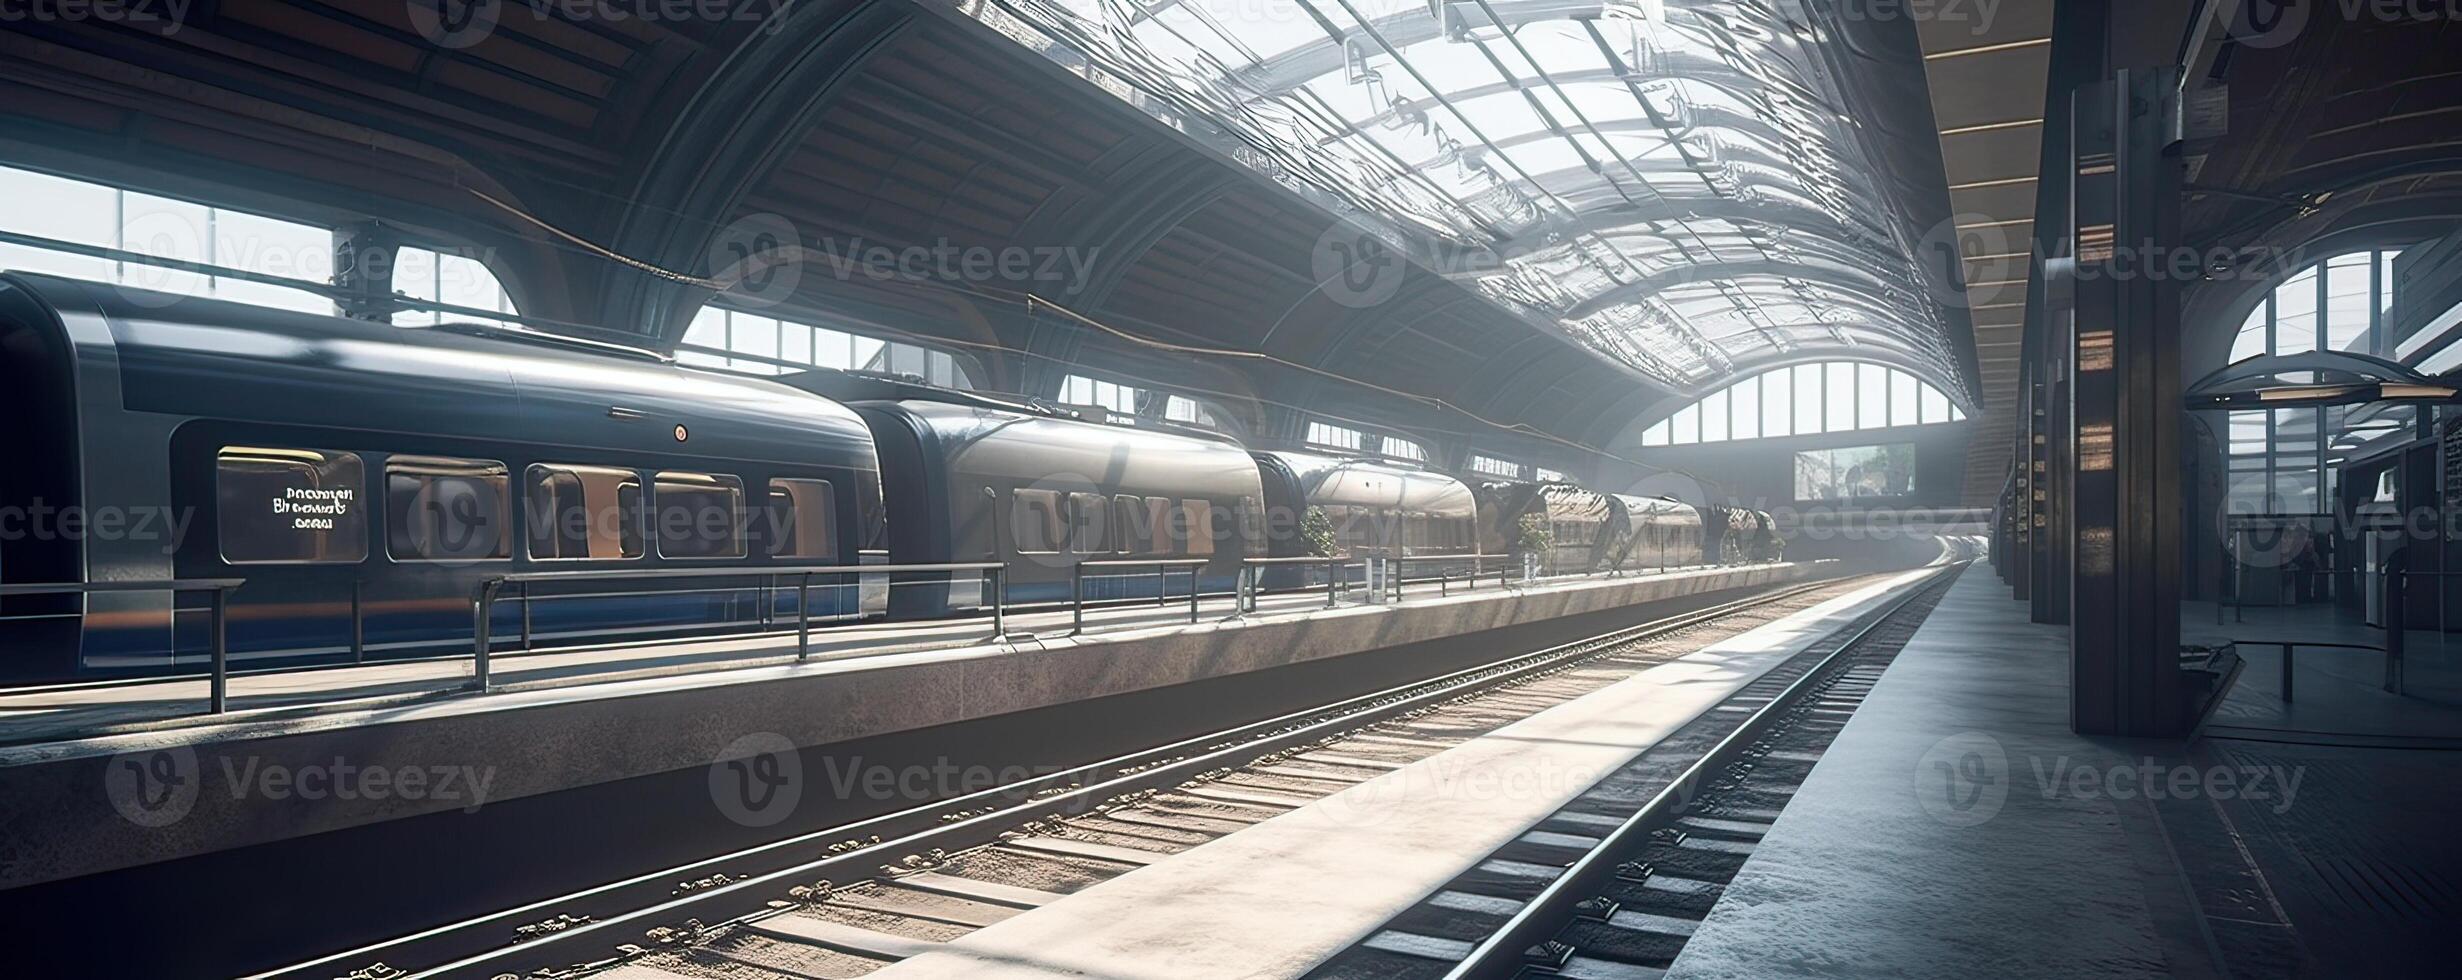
xmin=0 ymin=272 xmax=886 ymax=684
xmin=803 ymin=383 xmax=1264 ymax=618
xmin=1472 ymin=480 xmax=1617 ymax=574
xmin=1602 ymin=494 xmax=1708 ymax=573
xmin=1251 ymin=450 xmax=1480 ymax=587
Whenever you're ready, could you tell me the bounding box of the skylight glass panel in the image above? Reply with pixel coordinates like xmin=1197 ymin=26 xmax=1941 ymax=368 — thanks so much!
xmin=949 ymin=0 xmax=1969 ymax=396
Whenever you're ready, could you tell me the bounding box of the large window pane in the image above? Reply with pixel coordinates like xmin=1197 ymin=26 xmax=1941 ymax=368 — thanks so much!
xmin=119 ymin=192 xmax=211 ymax=299
xmin=1731 ymin=376 xmax=1761 ymax=440
xmin=1920 ymin=384 xmax=1950 ymax=424
xmin=1794 ymin=365 xmax=1824 ymax=434
xmin=2274 ymin=268 xmax=2317 ymax=354
xmin=1889 ymin=369 xmax=1920 ymax=427
xmin=1670 ymin=403 xmax=1700 ymax=445
xmin=1825 ymin=363 xmax=1856 ymax=431
xmin=2324 ymin=253 xmax=2371 ymax=353
xmin=1856 ymin=363 xmax=1888 ymax=429
xmin=1699 ymin=385 xmax=1729 ymax=442
xmin=213 ymin=208 xmax=334 ymax=314
xmin=1762 ymin=370 xmax=1793 ymax=438
xmin=1641 ymin=420 xmax=1670 ymax=447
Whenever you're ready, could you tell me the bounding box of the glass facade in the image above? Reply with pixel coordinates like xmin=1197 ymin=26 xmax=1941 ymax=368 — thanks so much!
xmin=1640 ymin=362 xmax=1964 ymax=447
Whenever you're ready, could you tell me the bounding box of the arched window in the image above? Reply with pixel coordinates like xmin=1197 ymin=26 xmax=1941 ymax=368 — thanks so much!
xmin=1639 ymin=361 xmax=1965 ymax=447
xmin=2213 ymin=250 xmax=2407 ymax=515
xmin=2226 ymin=250 xmax=2398 ymax=364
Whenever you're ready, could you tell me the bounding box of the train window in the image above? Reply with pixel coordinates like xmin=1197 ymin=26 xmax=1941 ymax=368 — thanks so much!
xmin=654 ymin=472 xmax=746 ymax=560
xmin=386 ymin=455 xmax=511 ymax=562
xmin=1111 ymin=494 xmax=1146 ymax=555
xmin=1069 ymin=493 xmax=1110 ymax=554
xmin=1011 ymin=489 xmax=1064 ymax=554
xmin=217 ymin=447 xmax=368 ymax=564
xmin=1146 ymin=497 xmax=1173 ymax=554
xmin=767 ymin=479 xmax=837 ymax=559
xmin=1181 ymin=499 xmax=1215 ymax=557
xmin=525 ymin=464 xmax=643 ymax=561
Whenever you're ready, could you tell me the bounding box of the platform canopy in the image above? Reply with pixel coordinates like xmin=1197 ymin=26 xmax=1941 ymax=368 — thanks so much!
xmin=953 ymin=0 xmax=1980 ymax=398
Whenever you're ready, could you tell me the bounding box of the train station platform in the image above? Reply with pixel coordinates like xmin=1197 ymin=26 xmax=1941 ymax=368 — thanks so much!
xmin=1668 ymin=566 xmax=2462 ymax=980
xmin=0 ymin=560 xmax=1827 ymax=895
xmin=858 ymin=565 xmax=1947 ymax=979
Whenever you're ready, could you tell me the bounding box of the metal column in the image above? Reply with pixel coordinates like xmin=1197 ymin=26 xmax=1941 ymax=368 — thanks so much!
xmin=2065 ymin=67 xmax=2189 ymax=737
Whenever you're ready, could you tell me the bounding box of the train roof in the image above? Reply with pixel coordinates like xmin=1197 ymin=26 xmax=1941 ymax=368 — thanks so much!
xmin=1609 ymin=494 xmax=1703 ymax=519
xmin=846 ymin=397 xmax=1262 ymax=495
xmin=0 ymin=272 xmax=877 ymax=467
xmin=1253 ymin=449 xmax=1477 ymax=515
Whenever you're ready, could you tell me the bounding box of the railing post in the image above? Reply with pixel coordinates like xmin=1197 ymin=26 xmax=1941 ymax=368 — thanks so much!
xmin=797 ymin=572 xmax=813 ymax=661
xmin=1156 ymin=564 xmax=1168 ymax=607
xmin=1326 ymin=560 xmax=1339 ymax=608
xmin=518 ymin=580 xmax=533 ymax=651
xmin=473 ymin=581 xmax=497 ymax=693
xmin=2279 ymin=642 xmax=2293 ymax=702
xmin=208 ymin=586 xmax=231 ymax=714
xmin=350 ymin=578 xmax=365 ymax=664
xmin=993 ymin=566 xmax=1008 ymax=640
xmin=1188 ymin=566 xmax=1199 ymax=623
xmin=1072 ymin=562 xmax=1085 ymax=636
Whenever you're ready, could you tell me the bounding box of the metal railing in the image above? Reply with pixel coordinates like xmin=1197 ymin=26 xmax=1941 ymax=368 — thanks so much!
xmin=0 ymin=579 xmax=247 ymax=711
xmin=1237 ymin=556 xmax=1362 ymax=612
xmin=1068 ymin=559 xmax=1213 ymax=634
xmin=473 ymin=563 xmax=1005 ymax=691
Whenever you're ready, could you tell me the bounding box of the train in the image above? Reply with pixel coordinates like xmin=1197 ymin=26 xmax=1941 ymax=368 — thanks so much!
xmin=0 ymin=272 xmax=1779 ymax=684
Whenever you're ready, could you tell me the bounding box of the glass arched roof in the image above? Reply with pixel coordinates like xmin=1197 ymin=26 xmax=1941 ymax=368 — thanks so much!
xmin=952 ymin=0 xmax=1966 ymax=393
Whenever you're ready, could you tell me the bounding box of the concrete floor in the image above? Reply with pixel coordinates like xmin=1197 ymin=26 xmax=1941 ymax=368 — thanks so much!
xmin=1669 ymin=566 xmax=2461 ymax=980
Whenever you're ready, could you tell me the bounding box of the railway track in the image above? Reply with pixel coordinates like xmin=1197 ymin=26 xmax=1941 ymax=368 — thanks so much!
xmin=1307 ymin=563 xmax=1960 ymax=980
xmin=267 ymin=570 xmax=1921 ymax=980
